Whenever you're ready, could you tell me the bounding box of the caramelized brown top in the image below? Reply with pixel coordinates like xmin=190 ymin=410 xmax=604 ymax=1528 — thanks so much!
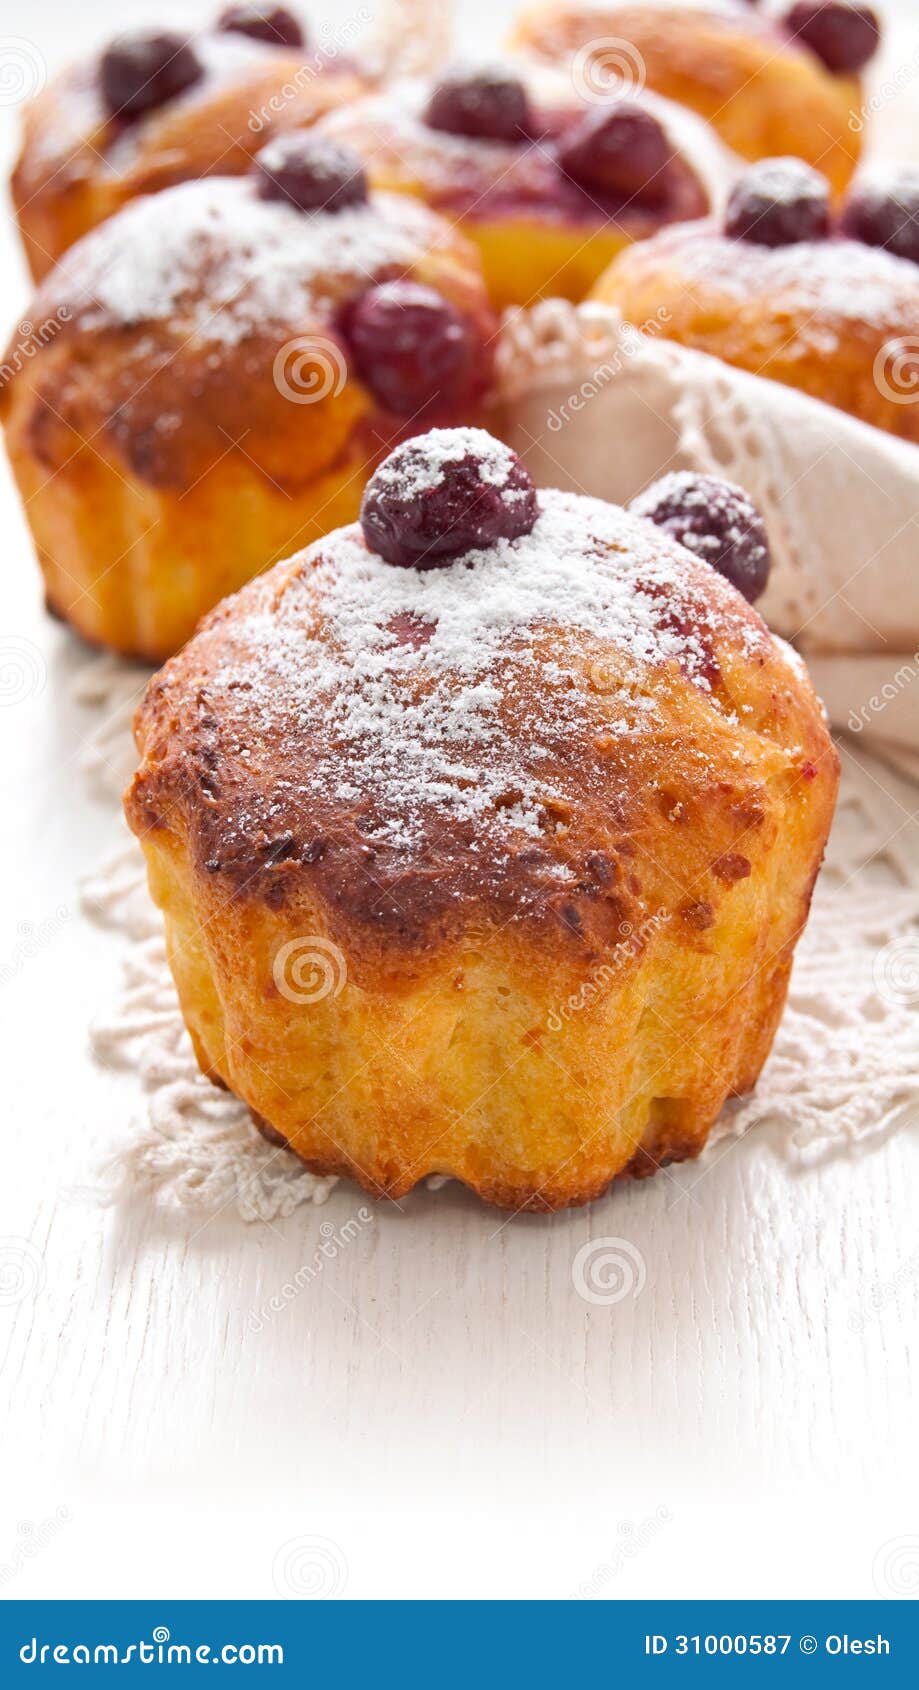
xmin=126 ymin=487 xmax=836 ymax=972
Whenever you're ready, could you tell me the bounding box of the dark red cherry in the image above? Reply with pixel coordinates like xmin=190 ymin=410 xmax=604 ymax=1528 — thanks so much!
xmin=216 ymin=5 xmax=305 ymax=48
xmin=557 ymin=103 xmax=672 ymax=200
xmin=346 ymin=283 xmax=475 ymax=415
xmin=841 ymin=173 xmax=919 ymax=266
xmin=255 ymin=134 xmax=367 ymax=211
xmin=100 ymin=31 xmax=203 ymax=118
xmin=630 ymin=472 xmax=771 ymax=603
xmin=424 ymin=67 xmax=532 ymax=143
xmin=783 ymin=3 xmax=880 ymax=75
xmin=725 ymin=158 xmax=830 ymax=246
xmin=360 ymin=429 xmax=538 ymax=569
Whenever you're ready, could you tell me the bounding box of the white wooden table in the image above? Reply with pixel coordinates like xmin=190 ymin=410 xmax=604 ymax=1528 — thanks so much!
xmin=1 ymin=0 xmax=917 ymax=1603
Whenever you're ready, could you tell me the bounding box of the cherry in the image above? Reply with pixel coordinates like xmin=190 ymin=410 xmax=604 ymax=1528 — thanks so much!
xmin=424 ymin=67 xmax=532 ymax=143
xmin=841 ymin=172 xmax=919 ymax=267
xmin=557 ymin=103 xmax=672 ymax=200
xmin=630 ymin=472 xmax=771 ymax=604
xmin=360 ymin=429 xmax=538 ymax=569
xmin=346 ymin=282 xmax=475 ymax=415
xmin=216 ymin=5 xmax=305 ymax=48
xmin=100 ymin=31 xmax=203 ymax=119
xmin=255 ymin=134 xmax=367 ymax=211
xmin=725 ymin=157 xmax=830 ymax=247
xmin=783 ymin=3 xmax=880 ymax=75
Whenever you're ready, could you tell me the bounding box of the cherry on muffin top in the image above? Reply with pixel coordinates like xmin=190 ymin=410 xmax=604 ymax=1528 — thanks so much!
xmin=358 ymin=428 xmax=771 ymax=604
xmin=217 ymin=4 xmax=305 ymax=48
xmin=420 ymin=64 xmax=682 ymax=208
xmin=722 ymin=157 xmax=919 ymax=269
xmin=255 ymin=132 xmax=368 ymax=211
xmin=98 ymin=6 xmax=309 ymax=121
xmin=739 ymin=2 xmax=880 ymax=76
xmin=782 ymin=2 xmax=880 ymax=76
xmin=361 ymin=431 xmax=539 ymax=569
xmin=44 ymin=171 xmax=492 ymax=424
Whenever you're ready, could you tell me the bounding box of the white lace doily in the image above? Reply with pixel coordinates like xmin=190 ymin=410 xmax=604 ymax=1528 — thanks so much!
xmin=77 ymin=641 xmax=919 ymax=1221
xmin=497 ymin=298 xmax=919 ymax=660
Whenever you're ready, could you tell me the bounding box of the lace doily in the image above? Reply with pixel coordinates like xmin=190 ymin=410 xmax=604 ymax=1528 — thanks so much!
xmin=78 ymin=644 xmax=919 ymax=1219
xmin=497 ymin=298 xmax=919 ymax=659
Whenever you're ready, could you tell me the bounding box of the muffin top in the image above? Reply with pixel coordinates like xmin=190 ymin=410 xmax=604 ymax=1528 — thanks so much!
xmin=11 ymin=173 xmax=495 ymax=488
xmin=315 ymin=67 xmax=732 ymax=227
xmin=128 ymin=430 xmax=834 ymax=970
xmin=40 ymin=175 xmax=467 ymax=345
xmin=16 ymin=16 xmax=361 ymax=188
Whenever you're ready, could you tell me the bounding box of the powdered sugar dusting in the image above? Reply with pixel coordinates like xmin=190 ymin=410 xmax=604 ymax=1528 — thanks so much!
xmin=649 ymin=226 xmax=919 ymax=330
xmin=49 ymin=177 xmax=447 ymax=345
xmin=206 ymin=488 xmax=768 ymax=854
xmin=370 ymin=427 xmax=521 ymax=498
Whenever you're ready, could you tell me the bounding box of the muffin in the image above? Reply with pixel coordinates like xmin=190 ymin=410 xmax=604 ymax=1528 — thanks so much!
xmin=314 ymin=64 xmax=734 ymax=308
xmin=12 ymin=6 xmax=368 ymax=279
xmin=509 ymin=1 xmax=879 ymax=197
xmin=0 ymin=140 xmax=498 ymax=661
xmin=591 ymin=158 xmax=919 ymax=443
xmin=124 ymin=428 xmax=838 ymax=1212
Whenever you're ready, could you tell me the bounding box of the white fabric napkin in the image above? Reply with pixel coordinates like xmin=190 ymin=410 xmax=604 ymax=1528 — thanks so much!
xmin=497 ymin=300 xmax=919 ymax=760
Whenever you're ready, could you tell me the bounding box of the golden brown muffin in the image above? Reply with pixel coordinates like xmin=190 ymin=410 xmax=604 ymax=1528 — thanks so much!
xmin=0 ymin=151 xmax=498 ymax=662
xmin=591 ymin=157 xmax=919 ymax=443
xmin=124 ymin=428 xmax=838 ymax=1212
xmin=510 ymin=2 xmax=873 ymax=197
xmin=315 ymin=65 xmax=734 ymax=309
xmin=12 ymin=13 xmax=368 ymax=279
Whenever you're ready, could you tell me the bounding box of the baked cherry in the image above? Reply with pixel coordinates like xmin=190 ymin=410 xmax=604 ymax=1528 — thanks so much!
xmin=360 ymin=429 xmax=538 ymax=569
xmin=783 ymin=3 xmax=880 ymax=75
xmin=255 ymin=134 xmax=367 ymax=211
xmin=216 ymin=5 xmax=305 ymax=48
xmin=346 ymin=282 xmax=475 ymax=415
xmin=630 ymin=472 xmax=771 ymax=604
xmin=841 ymin=172 xmax=919 ymax=266
xmin=100 ymin=31 xmax=203 ymax=118
xmin=557 ymin=103 xmax=672 ymax=200
xmin=424 ymin=67 xmax=532 ymax=143
xmin=725 ymin=158 xmax=830 ymax=247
